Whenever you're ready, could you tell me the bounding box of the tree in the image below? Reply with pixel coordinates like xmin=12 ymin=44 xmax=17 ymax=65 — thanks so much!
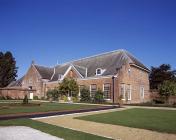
xmin=158 ymin=80 xmax=176 ymax=102
xmin=80 ymin=87 xmax=91 ymax=102
xmin=0 ymin=51 xmax=18 ymax=87
xmin=149 ymin=64 xmax=176 ymax=90
xmin=59 ymin=78 xmax=79 ymax=97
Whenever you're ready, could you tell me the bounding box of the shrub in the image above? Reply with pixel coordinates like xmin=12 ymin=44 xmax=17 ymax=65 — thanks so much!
xmin=80 ymin=87 xmax=91 ymax=102
xmin=63 ymin=95 xmax=68 ymax=102
xmin=93 ymin=89 xmax=104 ymax=103
xmin=6 ymin=95 xmax=13 ymax=100
xmin=46 ymin=89 xmax=59 ymax=101
xmin=0 ymin=96 xmax=6 ymax=100
xmin=23 ymin=95 xmax=28 ymax=104
xmin=72 ymin=97 xmax=78 ymax=103
xmin=33 ymin=96 xmax=39 ymax=100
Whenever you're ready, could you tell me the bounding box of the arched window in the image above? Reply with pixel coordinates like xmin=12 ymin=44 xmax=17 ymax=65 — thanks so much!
xmin=96 ymin=68 xmax=102 ymax=75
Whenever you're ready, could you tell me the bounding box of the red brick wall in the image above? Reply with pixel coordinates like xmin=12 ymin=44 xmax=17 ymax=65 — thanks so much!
xmin=0 ymin=87 xmax=36 ymax=99
xmin=22 ymin=64 xmax=45 ymax=98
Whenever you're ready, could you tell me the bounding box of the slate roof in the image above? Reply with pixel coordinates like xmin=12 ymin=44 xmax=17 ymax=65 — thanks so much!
xmin=33 ymin=49 xmax=149 ymax=81
xmin=34 ymin=65 xmax=54 ymax=79
xmin=47 ymin=50 xmax=149 ymax=81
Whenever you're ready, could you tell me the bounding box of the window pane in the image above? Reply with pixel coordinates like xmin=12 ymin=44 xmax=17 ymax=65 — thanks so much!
xmin=91 ymin=84 xmax=97 ymax=97
xmin=120 ymin=84 xmax=125 ymax=99
xmin=104 ymin=83 xmax=111 ymax=99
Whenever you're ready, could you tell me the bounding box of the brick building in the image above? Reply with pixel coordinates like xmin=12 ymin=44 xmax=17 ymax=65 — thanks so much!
xmin=7 ymin=49 xmax=151 ymax=103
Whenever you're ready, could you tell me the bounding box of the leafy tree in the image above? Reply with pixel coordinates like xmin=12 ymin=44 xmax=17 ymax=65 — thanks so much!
xmin=149 ymin=64 xmax=176 ymax=90
xmin=59 ymin=78 xmax=79 ymax=97
xmin=158 ymin=81 xmax=176 ymax=99
xmin=80 ymin=87 xmax=91 ymax=102
xmin=93 ymin=89 xmax=104 ymax=103
xmin=0 ymin=51 xmax=18 ymax=87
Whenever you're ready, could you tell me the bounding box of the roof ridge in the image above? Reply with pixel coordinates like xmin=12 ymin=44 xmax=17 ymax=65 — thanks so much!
xmin=57 ymin=49 xmax=126 ymax=66
xmin=34 ymin=64 xmax=53 ymax=69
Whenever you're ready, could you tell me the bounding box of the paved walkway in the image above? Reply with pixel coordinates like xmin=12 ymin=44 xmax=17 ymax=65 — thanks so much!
xmin=36 ymin=107 xmax=176 ymax=140
xmin=0 ymin=126 xmax=63 ymax=140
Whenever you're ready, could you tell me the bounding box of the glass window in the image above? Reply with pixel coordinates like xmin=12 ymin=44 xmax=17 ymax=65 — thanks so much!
xmin=96 ymin=68 xmax=102 ymax=75
xmin=90 ymin=84 xmax=97 ymax=97
xmin=120 ymin=84 xmax=125 ymax=99
xmin=103 ymin=83 xmax=111 ymax=99
xmin=126 ymin=84 xmax=131 ymax=100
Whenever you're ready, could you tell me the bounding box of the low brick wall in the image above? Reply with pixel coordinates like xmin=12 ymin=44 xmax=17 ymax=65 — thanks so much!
xmin=0 ymin=87 xmax=36 ymax=99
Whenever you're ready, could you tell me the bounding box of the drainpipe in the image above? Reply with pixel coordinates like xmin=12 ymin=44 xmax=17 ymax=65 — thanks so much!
xmin=112 ymin=75 xmax=118 ymax=104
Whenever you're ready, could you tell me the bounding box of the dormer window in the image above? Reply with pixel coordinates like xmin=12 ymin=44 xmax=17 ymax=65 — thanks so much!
xmin=58 ymin=74 xmax=63 ymax=80
xmin=96 ymin=68 xmax=102 ymax=75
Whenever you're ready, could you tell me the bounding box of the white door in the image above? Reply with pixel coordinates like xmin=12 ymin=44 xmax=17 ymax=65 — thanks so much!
xmin=30 ymin=93 xmax=33 ymax=100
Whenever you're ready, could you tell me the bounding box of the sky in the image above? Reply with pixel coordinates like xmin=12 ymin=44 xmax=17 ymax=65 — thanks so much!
xmin=0 ymin=0 xmax=176 ymax=78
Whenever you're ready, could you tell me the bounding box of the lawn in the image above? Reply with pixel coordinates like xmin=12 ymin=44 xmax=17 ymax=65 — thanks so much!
xmin=76 ymin=108 xmax=176 ymax=134
xmin=0 ymin=118 xmax=112 ymax=140
xmin=0 ymin=101 xmax=100 ymax=115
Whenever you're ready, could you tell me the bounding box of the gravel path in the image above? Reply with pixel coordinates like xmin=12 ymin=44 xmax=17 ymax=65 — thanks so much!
xmin=36 ymin=107 xmax=176 ymax=140
xmin=0 ymin=126 xmax=63 ymax=140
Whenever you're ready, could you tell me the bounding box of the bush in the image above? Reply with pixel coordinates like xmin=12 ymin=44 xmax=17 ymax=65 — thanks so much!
xmin=72 ymin=97 xmax=78 ymax=103
xmin=0 ymin=96 xmax=6 ymax=100
xmin=33 ymin=96 xmax=39 ymax=100
xmin=63 ymin=95 xmax=68 ymax=102
xmin=46 ymin=89 xmax=60 ymax=101
xmin=80 ymin=87 xmax=91 ymax=102
xmin=153 ymin=99 xmax=165 ymax=104
xmin=93 ymin=89 xmax=104 ymax=103
xmin=23 ymin=95 xmax=28 ymax=104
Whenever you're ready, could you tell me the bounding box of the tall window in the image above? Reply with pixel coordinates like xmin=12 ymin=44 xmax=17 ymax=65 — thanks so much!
xmin=103 ymin=83 xmax=111 ymax=99
xmin=120 ymin=84 xmax=125 ymax=100
xmin=140 ymin=86 xmax=145 ymax=99
xmin=90 ymin=84 xmax=97 ymax=97
xmin=126 ymin=84 xmax=131 ymax=100
xmin=79 ymin=85 xmax=85 ymax=97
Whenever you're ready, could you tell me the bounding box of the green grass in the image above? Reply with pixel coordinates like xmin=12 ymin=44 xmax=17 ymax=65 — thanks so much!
xmin=76 ymin=108 xmax=176 ymax=134
xmin=0 ymin=118 xmax=111 ymax=140
xmin=0 ymin=101 xmax=100 ymax=115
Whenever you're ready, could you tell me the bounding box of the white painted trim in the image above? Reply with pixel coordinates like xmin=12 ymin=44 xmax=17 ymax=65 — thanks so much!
xmin=77 ymin=75 xmax=114 ymax=80
xmin=70 ymin=64 xmax=84 ymax=78
xmin=50 ymin=67 xmax=55 ymax=80
xmin=45 ymin=75 xmax=114 ymax=84
xmin=61 ymin=66 xmax=72 ymax=80
xmin=130 ymin=63 xmax=150 ymax=73
xmin=61 ymin=64 xmax=84 ymax=80
xmin=128 ymin=85 xmax=132 ymax=101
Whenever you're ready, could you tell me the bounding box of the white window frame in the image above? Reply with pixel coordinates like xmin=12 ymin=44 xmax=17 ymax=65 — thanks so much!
xmin=90 ymin=84 xmax=97 ymax=97
xmin=103 ymin=83 xmax=111 ymax=100
xmin=96 ymin=68 xmax=102 ymax=76
xmin=120 ymin=84 xmax=126 ymax=100
xmin=127 ymin=85 xmax=132 ymax=101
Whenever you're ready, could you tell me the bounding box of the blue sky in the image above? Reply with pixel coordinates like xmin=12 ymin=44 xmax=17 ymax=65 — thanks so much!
xmin=0 ymin=0 xmax=176 ymax=78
